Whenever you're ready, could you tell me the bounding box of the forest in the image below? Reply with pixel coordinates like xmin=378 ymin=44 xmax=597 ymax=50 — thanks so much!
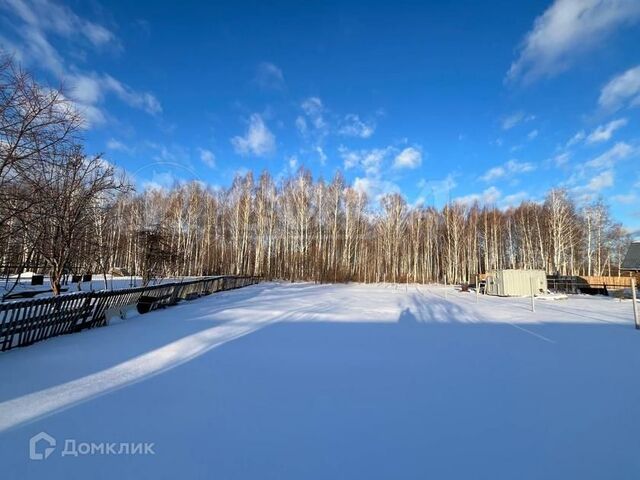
xmin=0 ymin=55 xmax=632 ymax=294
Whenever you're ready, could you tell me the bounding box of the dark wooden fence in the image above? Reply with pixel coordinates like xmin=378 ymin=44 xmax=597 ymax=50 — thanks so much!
xmin=0 ymin=275 xmax=260 ymax=352
xmin=547 ymin=275 xmax=634 ymax=295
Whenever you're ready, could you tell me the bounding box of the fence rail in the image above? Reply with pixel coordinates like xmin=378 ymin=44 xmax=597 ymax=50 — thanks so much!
xmin=0 ymin=275 xmax=260 ymax=352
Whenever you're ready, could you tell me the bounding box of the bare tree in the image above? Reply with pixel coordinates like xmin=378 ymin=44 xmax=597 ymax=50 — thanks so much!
xmin=26 ymin=147 xmax=125 ymax=294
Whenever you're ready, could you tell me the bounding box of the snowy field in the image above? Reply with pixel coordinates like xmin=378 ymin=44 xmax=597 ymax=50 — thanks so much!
xmin=1 ymin=282 xmax=639 ymax=479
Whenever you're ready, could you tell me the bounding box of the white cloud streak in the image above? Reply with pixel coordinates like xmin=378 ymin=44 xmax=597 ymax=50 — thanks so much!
xmin=587 ymin=170 xmax=614 ymax=191
xmin=480 ymin=160 xmax=535 ymax=182
xmin=599 ymin=65 xmax=640 ymax=111
xmin=0 ymin=0 xmax=161 ymax=126
xmin=501 ymin=111 xmax=534 ymax=130
xmin=585 ymin=118 xmax=627 ymax=144
xmin=586 ymin=142 xmax=634 ymax=168
xmin=106 ymin=138 xmax=133 ymax=154
xmin=507 ymin=0 xmax=640 ymax=83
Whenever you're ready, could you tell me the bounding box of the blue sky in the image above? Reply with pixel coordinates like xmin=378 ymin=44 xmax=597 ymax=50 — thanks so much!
xmin=1 ymin=0 xmax=639 ymax=232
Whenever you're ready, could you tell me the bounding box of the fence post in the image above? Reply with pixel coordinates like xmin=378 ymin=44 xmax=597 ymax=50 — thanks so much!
xmin=530 ymin=277 xmax=535 ymax=313
xmin=475 ymin=274 xmax=479 ymax=304
xmin=632 ymin=278 xmax=638 ymax=330
xmin=169 ymin=282 xmax=181 ymax=305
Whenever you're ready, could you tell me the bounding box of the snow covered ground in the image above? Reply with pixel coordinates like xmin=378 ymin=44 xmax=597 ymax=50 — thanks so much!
xmin=1 ymin=282 xmax=639 ymax=479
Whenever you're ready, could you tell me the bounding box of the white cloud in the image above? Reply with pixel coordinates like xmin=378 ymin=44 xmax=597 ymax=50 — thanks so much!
xmin=480 ymin=159 xmax=535 ymax=181
xmin=231 ymin=113 xmax=276 ymax=157
xmin=339 ymin=146 xmax=394 ymax=176
xmin=501 ymin=111 xmax=534 ymax=130
xmin=198 ymin=148 xmax=216 ymax=168
xmin=0 ymin=0 xmax=118 ymax=50
xmin=0 ymin=0 xmax=161 ymax=127
xmin=70 ymin=74 xmax=103 ymax=104
xmin=300 ymin=97 xmax=326 ymax=130
xmin=315 ymin=146 xmax=327 ymax=165
xmin=255 ymin=62 xmax=285 ymax=90
xmin=352 ymin=177 xmax=400 ymax=201
xmin=82 ymin=22 xmax=115 ymax=47
xmin=612 ymin=192 xmax=638 ymax=204
xmin=416 ymin=174 xmax=458 ymax=202
xmin=527 ymin=129 xmax=539 ymax=140
xmin=341 ymin=149 xmax=361 ymax=170
xmin=106 ymin=138 xmax=133 ymax=154
xmin=454 ymin=186 xmax=531 ymax=210
xmin=288 ymin=156 xmax=298 ymax=170
xmin=569 ymin=167 xmax=616 ymax=203
xmin=553 ymin=152 xmax=571 ymax=167
xmin=586 ymin=142 xmax=634 ymax=168
xmin=295 ymin=116 xmax=307 ymax=135
xmin=65 ymin=73 xmax=161 ymax=125
xmin=393 ymin=147 xmax=422 ymax=169
xmin=353 ymin=177 xmax=373 ymax=196
xmin=506 ymin=160 xmax=536 ymax=174
xmin=507 ymin=0 xmax=640 ymax=83
xmin=141 ymin=171 xmax=177 ymax=192
xmin=341 ymin=145 xmax=413 ymax=203
xmin=101 ymin=75 xmax=162 ymax=115
xmin=455 ymin=186 xmax=502 ymax=206
xmin=501 ymin=191 xmax=530 ymax=208
xmin=480 ymin=166 xmax=506 ymax=182
xmin=586 ymin=118 xmax=628 ymax=143
xmin=567 ymin=130 xmax=586 ymax=147
xmin=599 ymin=65 xmax=640 ymax=111
xmin=338 ymin=114 xmax=375 ymax=138
xmin=73 ymin=101 xmax=106 ymax=127
xmin=146 ymin=142 xmax=191 ymax=165
xmin=297 ymin=97 xmax=329 ymax=160
xmin=586 ymin=170 xmax=614 ymax=191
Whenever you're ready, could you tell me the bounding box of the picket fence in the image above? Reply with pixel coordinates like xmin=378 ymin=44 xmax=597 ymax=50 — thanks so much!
xmin=0 ymin=275 xmax=259 ymax=351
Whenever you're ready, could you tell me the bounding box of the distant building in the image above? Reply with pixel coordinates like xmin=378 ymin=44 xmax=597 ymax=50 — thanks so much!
xmin=621 ymin=241 xmax=640 ymax=272
xmin=484 ymin=269 xmax=547 ymax=297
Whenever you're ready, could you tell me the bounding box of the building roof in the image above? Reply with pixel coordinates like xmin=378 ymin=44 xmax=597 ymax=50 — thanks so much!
xmin=622 ymin=242 xmax=640 ymax=271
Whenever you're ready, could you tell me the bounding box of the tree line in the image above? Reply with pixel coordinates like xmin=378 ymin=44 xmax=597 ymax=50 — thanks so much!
xmin=0 ymin=55 xmax=632 ymax=294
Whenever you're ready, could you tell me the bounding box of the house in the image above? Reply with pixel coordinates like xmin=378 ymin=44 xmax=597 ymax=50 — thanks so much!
xmin=484 ymin=269 xmax=547 ymax=297
xmin=621 ymin=241 xmax=640 ymax=272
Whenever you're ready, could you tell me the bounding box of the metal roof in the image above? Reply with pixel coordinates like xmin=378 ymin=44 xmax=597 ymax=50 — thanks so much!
xmin=622 ymin=242 xmax=640 ymax=271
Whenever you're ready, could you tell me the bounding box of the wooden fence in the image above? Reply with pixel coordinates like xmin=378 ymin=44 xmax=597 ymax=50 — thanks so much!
xmin=547 ymin=275 xmax=638 ymax=294
xmin=0 ymin=275 xmax=260 ymax=352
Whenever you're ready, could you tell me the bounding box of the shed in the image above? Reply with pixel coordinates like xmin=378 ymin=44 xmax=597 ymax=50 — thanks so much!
xmin=621 ymin=241 xmax=640 ymax=272
xmin=485 ymin=269 xmax=547 ymax=297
